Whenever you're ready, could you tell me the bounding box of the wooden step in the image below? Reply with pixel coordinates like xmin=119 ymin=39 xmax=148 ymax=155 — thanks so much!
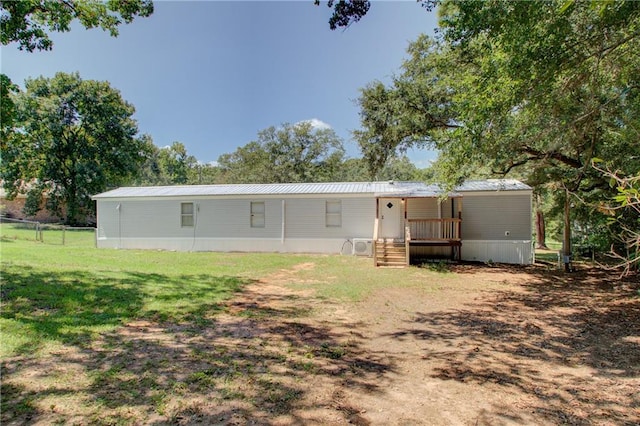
xmin=374 ymin=240 xmax=407 ymax=267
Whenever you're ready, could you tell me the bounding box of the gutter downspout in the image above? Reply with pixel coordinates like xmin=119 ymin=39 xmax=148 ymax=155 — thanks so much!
xmin=116 ymin=203 xmax=122 ymax=249
xmin=281 ymin=199 xmax=285 ymax=244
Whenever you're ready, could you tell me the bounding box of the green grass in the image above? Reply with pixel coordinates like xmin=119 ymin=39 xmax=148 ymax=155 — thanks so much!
xmin=0 ymin=229 xmax=462 ymax=424
xmin=1 ymin=222 xmax=96 ymax=247
xmin=0 ymin=225 xmax=449 ymax=358
xmin=289 ymin=255 xmax=448 ymax=301
xmin=1 ymin=222 xmax=42 ymax=243
xmin=0 ymin=233 xmax=313 ymax=358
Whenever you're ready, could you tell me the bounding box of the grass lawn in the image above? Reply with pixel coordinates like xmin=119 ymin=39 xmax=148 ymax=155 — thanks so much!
xmin=1 ymin=227 xmax=452 ymax=424
xmin=0 ymin=227 xmax=444 ymax=358
xmin=0 ymin=236 xmax=290 ymax=357
xmin=3 ymin=227 xmax=637 ymax=425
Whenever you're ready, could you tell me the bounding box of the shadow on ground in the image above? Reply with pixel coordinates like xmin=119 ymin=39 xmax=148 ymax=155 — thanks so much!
xmin=387 ymin=265 xmax=640 ymax=425
xmin=1 ymin=273 xmax=393 ymax=425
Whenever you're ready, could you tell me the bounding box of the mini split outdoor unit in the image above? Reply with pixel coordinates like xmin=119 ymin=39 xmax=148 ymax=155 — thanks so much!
xmin=352 ymin=239 xmax=373 ymax=256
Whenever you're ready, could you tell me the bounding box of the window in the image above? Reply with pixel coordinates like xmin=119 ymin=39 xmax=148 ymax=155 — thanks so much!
xmin=326 ymin=200 xmax=342 ymax=227
xmin=181 ymin=202 xmax=194 ymax=227
xmin=250 ymin=201 xmax=265 ymax=228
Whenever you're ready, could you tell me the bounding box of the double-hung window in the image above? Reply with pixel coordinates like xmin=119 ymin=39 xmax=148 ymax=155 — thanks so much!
xmin=181 ymin=202 xmax=194 ymax=227
xmin=326 ymin=200 xmax=342 ymax=227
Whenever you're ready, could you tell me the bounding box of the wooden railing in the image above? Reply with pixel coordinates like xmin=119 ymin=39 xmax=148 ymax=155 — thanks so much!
xmin=407 ymin=218 xmax=461 ymax=241
xmin=373 ymin=216 xmax=379 ymax=266
xmin=405 ymin=225 xmax=411 ymax=265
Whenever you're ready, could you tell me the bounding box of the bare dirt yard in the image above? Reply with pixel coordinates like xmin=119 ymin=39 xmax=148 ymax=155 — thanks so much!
xmin=3 ymin=262 xmax=639 ymax=425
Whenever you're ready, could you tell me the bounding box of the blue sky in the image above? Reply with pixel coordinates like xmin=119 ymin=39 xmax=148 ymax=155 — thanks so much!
xmin=1 ymin=1 xmax=439 ymax=167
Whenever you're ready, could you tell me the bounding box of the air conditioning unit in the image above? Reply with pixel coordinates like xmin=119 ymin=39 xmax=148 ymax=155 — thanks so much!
xmin=352 ymin=239 xmax=373 ymax=256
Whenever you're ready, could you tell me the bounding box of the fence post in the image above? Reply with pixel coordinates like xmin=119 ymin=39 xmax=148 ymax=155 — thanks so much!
xmin=62 ymin=226 xmax=66 ymax=246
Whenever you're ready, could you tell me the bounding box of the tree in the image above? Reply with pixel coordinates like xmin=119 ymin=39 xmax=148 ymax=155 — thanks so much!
xmin=187 ymin=162 xmax=221 ymax=185
xmin=354 ymin=82 xmax=411 ymax=180
xmin=334 ymin=156 xmax=425 ymax=182
xmin=434 ymin=0 xmax=640 ymax=270
xmin=1 ymin=0 xmax=154 ymax=52
xmin=157 ymin=142 xmax=197 ymax=185
xmin=128 ymin=134 xmax=163 ymax=185
xmin=352 ymin=1 xmax=640 ymax=270
xmin=217 ymin=122 xmax=346 ymax=184
xmin=314 ymin=0 xmax=371 ymax=30
xmin=1 ymin=72 xmax=146 ymax=225
xmin=354 ymin=35 xmax=459 ymax=181
xmin=316 ymin=0 xmax=435 ymax=30
xmin=592 ymin=161 xmax=640 ymax=276
xmin=0 ymin=74 xmax=19 ymax=149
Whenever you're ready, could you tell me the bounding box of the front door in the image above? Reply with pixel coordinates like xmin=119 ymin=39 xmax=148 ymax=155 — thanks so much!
xmin=379 ymin=198 xmax=403 ymax=240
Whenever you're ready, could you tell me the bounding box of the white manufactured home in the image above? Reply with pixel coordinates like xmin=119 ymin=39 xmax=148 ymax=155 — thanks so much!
xmin=92 ymin=180 xmax=533 ymax=266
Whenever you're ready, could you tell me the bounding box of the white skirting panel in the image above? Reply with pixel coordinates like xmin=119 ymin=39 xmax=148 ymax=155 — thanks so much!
xmin=461 ymin=240 xmax=533 ymax=265
xmin=96 ymin=237 xmax=351 ymax=254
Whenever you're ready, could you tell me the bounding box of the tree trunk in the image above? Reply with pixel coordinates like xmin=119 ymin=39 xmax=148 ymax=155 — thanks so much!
xmin=563 ymin=189 xmax=572 ymax=272
xmin=535 ymin=209 xmax=548 ymax=249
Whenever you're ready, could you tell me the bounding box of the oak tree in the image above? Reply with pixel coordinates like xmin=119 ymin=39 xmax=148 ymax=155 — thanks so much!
xmin=217 ymin=122 xmax=345 ymax=184
xmin=1 ymin=0 xmax=153 ymax=51
xmin=1 ymin=72 xmax=147 ymax=224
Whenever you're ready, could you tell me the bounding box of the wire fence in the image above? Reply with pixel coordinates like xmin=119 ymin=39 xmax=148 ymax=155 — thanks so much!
xmin=0 ymin=217 xmax=96 ymax=247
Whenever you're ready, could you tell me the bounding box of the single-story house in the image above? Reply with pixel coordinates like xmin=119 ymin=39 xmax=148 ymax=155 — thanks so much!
xmin=92 ymin=179 xmax=533 ymax=266
xmin=0 ymin=187 xmax=64 ymax=223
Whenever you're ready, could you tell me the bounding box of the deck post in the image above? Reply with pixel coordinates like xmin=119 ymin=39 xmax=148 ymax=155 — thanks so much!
xmin=458 ymin=211 xmax=462 ymax=260
xmin=405 ymin=221 xmax=410 ymax=266
xmin=373 ymin=198 xmax=380 ymax=266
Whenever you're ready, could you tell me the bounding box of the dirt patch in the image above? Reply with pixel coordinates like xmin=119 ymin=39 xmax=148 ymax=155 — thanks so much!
xmin=2 ymin=263 xmax=639 ymax=425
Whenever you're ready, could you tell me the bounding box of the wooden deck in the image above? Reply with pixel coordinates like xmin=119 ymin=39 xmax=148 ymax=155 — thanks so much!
xmin=406 ymin=218 xmax=462 ymax=263
xmin=374 ymin=218 xmax=462 ymax=267
xmin=407 ymin=218 xmax=461 ymax=242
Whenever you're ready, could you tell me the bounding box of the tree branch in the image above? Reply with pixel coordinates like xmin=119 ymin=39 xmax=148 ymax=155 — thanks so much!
xmin=522 ymin=146 xmax=583 ymax=169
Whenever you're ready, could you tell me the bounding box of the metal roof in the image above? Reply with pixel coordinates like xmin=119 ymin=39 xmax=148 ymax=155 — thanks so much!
xmin=92 ymin=179 xmax=530 ymax=199
xmin=455 ymin=179 xmax=532 ymax=192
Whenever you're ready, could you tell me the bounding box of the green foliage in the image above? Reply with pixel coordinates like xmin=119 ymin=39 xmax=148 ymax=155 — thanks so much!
xmin=217 ymin=121 xmax=346 ymax=183
xmin=433 ymin=0 xmax=640 ymax=186
xmin=1 ymin=72 xmax=146 ymax=225
xmin=317 ymin=0 xmax=437 ymax=30
xmin=315 ymin=0 xmax=371 ymax=30
xmin=352 ymin=0 xmax=639 ymax=263
xmin=1 ymin=0 xmax=154 ymax=52
xmin=335 ymin=156 xmax=427 ymax=182
xmin=186 ymin=162 xmax=220 ymax=185
xmin=354 ymin=38 xmax=456 ymax=180
xmin=0 ymin=74 xmax=19 ymax=143
xmin=157 ymin=142 xmax=196 ymax=185
xmin=354 ymin=81 xmax=412 ymax=180
xmin=591 ymin=161 xmax=640 ymax=274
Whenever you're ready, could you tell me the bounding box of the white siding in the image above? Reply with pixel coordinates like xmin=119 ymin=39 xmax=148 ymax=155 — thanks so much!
xmin=284 ymin=198 xmax=374 ymax=239
xmin=407 ymin=198 xmax=439 ymax=219
xmin=461 ymin=193 xmax=531 ymax=240
xmin=96 ymin=196 xmax=375 ymax=253
xmin=456 ymin=191 xmax=532 ymax=265
xmin=461 ymin=240 xmax=533 ymax=264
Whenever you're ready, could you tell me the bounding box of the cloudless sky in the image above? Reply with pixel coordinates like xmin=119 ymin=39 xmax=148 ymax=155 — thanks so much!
xmin=1 ymin=0 xmax=439 ymax=167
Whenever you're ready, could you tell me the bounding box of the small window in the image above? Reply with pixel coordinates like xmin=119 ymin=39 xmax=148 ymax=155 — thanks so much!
xmin=326 ymin=200 xmax=342 ymax=227
xmin=251 ymin=201 xmax=265 ymax=228
xmin=181 ymin=202 xmax=194 ymax=227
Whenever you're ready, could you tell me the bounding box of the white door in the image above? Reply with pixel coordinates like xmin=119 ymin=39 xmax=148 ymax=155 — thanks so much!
xmin=379 ymin=198 xmax=403 ymax=240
